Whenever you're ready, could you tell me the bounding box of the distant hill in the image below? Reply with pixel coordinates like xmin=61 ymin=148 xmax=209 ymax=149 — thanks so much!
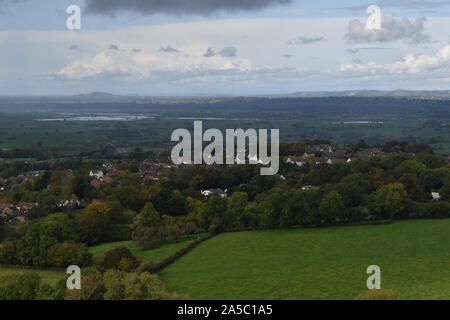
xmin=72 ymin=92 xmax=115 ymax=98
xmin=70 ymin=90 xmax=450 ymax=100
xmin=264 ymin=90 xmax=450 ymax=99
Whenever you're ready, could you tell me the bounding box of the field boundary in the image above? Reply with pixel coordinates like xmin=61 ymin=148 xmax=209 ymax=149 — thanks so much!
xmin=223 ymin=219 xmax=395 ymax=234
xmin=151 ymin=233 xmax=216 ymax=274
xmin=0 ymin=264 xmax=66 ymax=272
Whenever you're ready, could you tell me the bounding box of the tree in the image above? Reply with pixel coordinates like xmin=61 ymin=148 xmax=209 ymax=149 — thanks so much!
xmin=123 ymin=272 xmax=170 ymax=300
xmin=99 ymin=246 xmax=137 ymax=271
xmin=45 ymin=241 xmax=92 ymax=268
xmin=71 ymin=174 xmax=92 ymax=199
xmin=76 ymin=201 xmax=111 ymax=244
xmin=282 ymin=190 xmax=314 ymax=227
xmin=225 ymin=192 xmax=248 ymax=229
xmin=114 ymin=186 xmax=147 ymax=212
xmin=260 ymin=188 xmax=288 ymax=228
xmin=0 ymin=272 xmax=41 ymax=300
xmin=371 ymin=183 xmax=408 ymax=219
xmin=336 ymin=174 xmax=372 ymax=207
xmin=393 ymin=159 xmax=426 ymax=179
xmin=103 ymin=269 xmax=126 ymax=300
xmin=138 ymin=203 xmax=161 ymax=228
xmin=241 ymin=202 xmax=262 ymax=228
xmin=64 ymin=268 xmax=105 ymax=300
xmin=0 ymin=241 xmax=18 ymax=265
xmin=441 ymin=180 xmax=450 ymax=201
xmin=14 ymin=213 xmax=75 ymax=267
xmin=166 ymin=190 xmax=188 ymax=216
xmin=319 ymin=191 xmax=346 ymax=224
xmin=399 ymin=173 xmax=425 ymax=201
xmin=198 ymin=196 xmax=226 ymax=229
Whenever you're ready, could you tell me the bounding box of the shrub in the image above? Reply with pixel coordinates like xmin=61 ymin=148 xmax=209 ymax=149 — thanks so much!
xmin=64 ymin=267 xmax=105 ymax=300
xmin=0 ymin=272 xmax=41 ymax=300
xmin=0 ymin=241 xmax=18 ymax=265
xmin=98 ymin=246 xmax=137 ymax=271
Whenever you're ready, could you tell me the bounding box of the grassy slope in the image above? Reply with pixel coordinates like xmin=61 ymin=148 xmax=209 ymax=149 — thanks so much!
xmin=89 ymin=234 xmax=206 ymax=263
xmin=0 ymin=267 xmax=64 ymax=286
xmin=160 ymin=219 xmax=450 ymax=300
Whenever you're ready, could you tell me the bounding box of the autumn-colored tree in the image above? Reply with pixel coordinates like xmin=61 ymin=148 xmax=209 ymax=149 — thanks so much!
xmin=76 ymin=201 xmax=111 ymax=245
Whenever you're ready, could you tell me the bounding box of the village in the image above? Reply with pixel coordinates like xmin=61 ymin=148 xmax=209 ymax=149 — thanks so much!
xmin=0 ymin=142 xmax=447 ymax=226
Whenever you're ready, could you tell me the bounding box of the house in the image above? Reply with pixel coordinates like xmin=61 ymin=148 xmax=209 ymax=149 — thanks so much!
xmin=89 ymin=170 xmax=104 ymax=181
xmin=102 ymin=162 xmax=114 ymax=171
xmin=0 ymin=203 xmax=13 ymax=210
xmin=58 ymin=200 xmax=81 ymax=208
xmin=201 ymin=188 xmax=228 ymax=199
xmin=104 ymin=176 xmax=115 ymax=184
xmin=90 ymin=178 xmax=102 ymax=188
xmin=334 ymin=149 xmax=347 ymax=159
xmin=316 ymin=157 xmax=333 ymax=165
xmin=355 ymin=149 xmax=373 ymax=158
xmin=286 ymin=157 xmax=305 ymax=167
xmin=301 ymin=185 xmax=319 ymax=191
xmin=2 ymin=207 xmax=14 ymax=216
xmin=16 ymin=202 xmax=38 ymax=212
xmin=431 ymin=192 xmax=441 ymax=201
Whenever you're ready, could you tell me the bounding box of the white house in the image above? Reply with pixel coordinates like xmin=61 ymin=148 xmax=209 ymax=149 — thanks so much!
xmin=89 ymin=170 xmax=104 ymax=181
xmin=431 ymin=192 xmax=441 ymax=201
xmin=201 ymin=188 xmax=228 ymax=199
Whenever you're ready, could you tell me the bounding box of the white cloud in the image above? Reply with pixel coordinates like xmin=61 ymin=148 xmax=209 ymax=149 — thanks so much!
xmin=347 ymin=13 xmax=430 ymax=43
xmin=340 ymin=45 xmax=450 ymax=77
xmin=52 ymin=46 xmax=251 ymax=80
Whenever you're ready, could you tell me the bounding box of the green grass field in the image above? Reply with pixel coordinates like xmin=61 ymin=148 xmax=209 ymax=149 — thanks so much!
xmin=89 ymin=234 xmax=207 ymax=263
xmin=0 ymin=267 xmax=65 ymax=286
xmin=160 ymin=219 xmax=450 ymax=300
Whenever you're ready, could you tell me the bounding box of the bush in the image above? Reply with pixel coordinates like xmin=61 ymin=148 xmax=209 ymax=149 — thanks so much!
xmin=408 ymin=201 xmax=450 ymax=219
xmin=0 ymin=272 xmax=41 ymax=300
xmin=0 ymin=241 xmax=18 ymax=265
xmin=98 ymin=247 xmax=137 ymax=271
xmin=354 ymin=289 xmax=397 ymax=300
xmin=64 ymin=267 xmax=105 ymax=300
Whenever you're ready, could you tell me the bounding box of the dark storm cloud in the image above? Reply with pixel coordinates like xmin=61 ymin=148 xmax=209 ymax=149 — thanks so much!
xmin=338 ymin=0 xmax=450 ymax=11
xmin=219 ymin=47 xmax=237 ymax=57
xmin=203 ymin=48 xmax=216 ymax=57
xmin=85 ymin=0 xmax=292 ymax=16
xmin=159 ymin=46 xmax=179 ymax=53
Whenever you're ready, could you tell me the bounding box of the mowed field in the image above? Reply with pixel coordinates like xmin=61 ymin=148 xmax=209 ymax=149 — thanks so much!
xmin=160 ymin=219 xmax=450 ymax=300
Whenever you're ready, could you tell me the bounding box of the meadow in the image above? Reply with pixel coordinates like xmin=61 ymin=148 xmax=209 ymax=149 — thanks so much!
xmin=160 ymin=219 xmax=450 ymax=300
xmin=89 ymin=234 xmax=206 ymax=263
xmin=1 ymin=96 xmax=449 ymax=156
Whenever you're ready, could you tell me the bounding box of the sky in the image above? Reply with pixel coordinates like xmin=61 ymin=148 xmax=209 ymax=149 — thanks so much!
xmin=0 ymin=0 xmax=449 ymax=95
